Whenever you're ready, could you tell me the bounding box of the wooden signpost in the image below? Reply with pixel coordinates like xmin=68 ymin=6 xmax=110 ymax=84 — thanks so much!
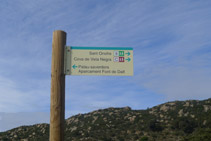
xmin=50 ymin=30 xmax=133 ymax=141
xmin=50 ymin=30 xmax=66 ymax=141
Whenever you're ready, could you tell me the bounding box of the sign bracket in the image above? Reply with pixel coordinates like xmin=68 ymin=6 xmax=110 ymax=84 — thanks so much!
xmin=64 ymin=46 xmax=71 ymax=75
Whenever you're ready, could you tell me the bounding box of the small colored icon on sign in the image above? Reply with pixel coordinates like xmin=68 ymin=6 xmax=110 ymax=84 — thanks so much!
xmin=72 ymin=64 xmax=77 ymax=69
xmin=119 ymin=57 xmax=124 ymax=62
xmin=114 ymin=57 xmax=119 ymax=62
xmin=114 ymin=57 xmax=125 ymax=62
xmin=119 ymin=51 xmax=124 ymax=56
xmin=114 ymin=51 xmax=119 ymax=56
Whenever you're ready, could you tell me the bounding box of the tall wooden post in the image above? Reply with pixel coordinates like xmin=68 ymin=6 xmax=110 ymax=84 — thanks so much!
xmin=50 ymin=30 xmax=66 ymax=141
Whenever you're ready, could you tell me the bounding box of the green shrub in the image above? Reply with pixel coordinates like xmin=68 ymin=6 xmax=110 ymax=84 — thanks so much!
xmin=140 ymin=136 xmax=148 ymax=141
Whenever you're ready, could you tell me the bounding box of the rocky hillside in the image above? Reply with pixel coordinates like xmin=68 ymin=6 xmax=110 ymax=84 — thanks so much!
xmin=0 ymin=98 xmax=211 ymax=141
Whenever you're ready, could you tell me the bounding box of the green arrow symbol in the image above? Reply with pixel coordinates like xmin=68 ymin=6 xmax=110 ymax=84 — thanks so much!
xmin=126 ymin=57 xmax=131 ymax=62
xmin=72 ymin=64 xmax=77 ymax=69
xmin=126 ymin=51 xmax=130 ymax=56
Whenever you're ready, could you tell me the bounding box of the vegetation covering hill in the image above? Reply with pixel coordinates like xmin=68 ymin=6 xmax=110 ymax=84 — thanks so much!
xmin=0 ymin=98 xmax=211 ymax=141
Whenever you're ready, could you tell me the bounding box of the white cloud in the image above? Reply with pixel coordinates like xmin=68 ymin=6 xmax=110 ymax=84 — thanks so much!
xmin=130 ymin=1 xmax=211 ymax=101
xmin=136 ymin=65 xmax=211 ymax=100
xmin=0 ymin=75 xmax=50 ymax=113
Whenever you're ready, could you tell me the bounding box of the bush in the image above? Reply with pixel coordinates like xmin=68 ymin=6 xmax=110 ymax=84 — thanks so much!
xmin=149 ymin=120 xmax=163 ymax=132
xmin=140 ymin=136 xmax=148 ymax=141
xmin=172 ymin=117 xmax=197 ymax=134
xmin=183 ymin=128 xmax=211 ymax=141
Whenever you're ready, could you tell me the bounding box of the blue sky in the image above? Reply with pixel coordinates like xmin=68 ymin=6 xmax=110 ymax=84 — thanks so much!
xmin=0 ymin=0 xmax=211 ymax=131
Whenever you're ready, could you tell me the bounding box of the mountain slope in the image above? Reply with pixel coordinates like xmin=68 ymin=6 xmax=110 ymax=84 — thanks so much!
xmin=0 ymin=98 xmax=211 ymax=141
